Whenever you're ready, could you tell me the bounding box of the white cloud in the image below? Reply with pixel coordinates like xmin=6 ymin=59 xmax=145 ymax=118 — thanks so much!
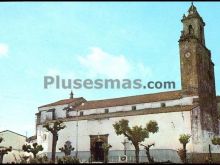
xmin=0 ymin=43 xmax=9 ymax=57
xmin=77 ymin=47 xmax=152 ymax=79
xmin=135 ymin=63 xmax=152 ymax=78
xmin=78 ymin=47 xmax=131 ymax=79
xmin=45 ymin=48 xmax=152 ymax=81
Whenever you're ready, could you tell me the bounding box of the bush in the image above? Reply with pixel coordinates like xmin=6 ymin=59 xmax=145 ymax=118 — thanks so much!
xmin=57 ymin=156 xmax=80 ymax=164
xmin=19 ymin=155 xmax=51 ymax=164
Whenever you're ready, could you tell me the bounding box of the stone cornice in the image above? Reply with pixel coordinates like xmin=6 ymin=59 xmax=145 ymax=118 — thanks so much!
xmin=37 ymin=104 xmax=198 ymax=125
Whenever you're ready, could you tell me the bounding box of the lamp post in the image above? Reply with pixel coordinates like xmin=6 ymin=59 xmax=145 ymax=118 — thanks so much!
xmin=75 ymin=102 xmax=84 ymax=159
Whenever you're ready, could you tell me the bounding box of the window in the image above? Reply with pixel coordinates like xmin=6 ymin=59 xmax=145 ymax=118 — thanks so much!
xmin=47 ymin=108 xmax=56 ymax=120
xmin=80 ymin=111 xmax=84 ymax=116
xmin=200 ymin=25 xmax=203 ymax=42
xmin=132 ymin=106 xmax=136 ymax=111
xmin=189 ymin=25 xmax=194 ymax=35
xmin=161 ymin=103 xmax=166 ymax=108
xmin=52 ymin=111 xmax=56 ymax=120
xmin=36 ymin=112 xmax=41 ymax=124
xmin=105 ymin=109 xmax=109 ymax=113
xmin=43 ymin=134 xmax=47 ymax=141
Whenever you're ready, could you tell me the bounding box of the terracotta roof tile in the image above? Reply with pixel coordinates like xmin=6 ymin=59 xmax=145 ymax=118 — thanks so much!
xmin=75 ymin=90 xmax=184 ymax=110
xmin=0 ymin=130 xmax=26 ymax=138
xmin=26 ymin=135 xmax=37 ymax=143
xmin=39 ymin=97 xmax=86 ymax=108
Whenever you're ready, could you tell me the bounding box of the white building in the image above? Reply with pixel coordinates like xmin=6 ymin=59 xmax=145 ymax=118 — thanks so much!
xmin=35 ymin=4 xmax=220 ymax=163
xmin=0 ymin=130 xmax=27 ymax=163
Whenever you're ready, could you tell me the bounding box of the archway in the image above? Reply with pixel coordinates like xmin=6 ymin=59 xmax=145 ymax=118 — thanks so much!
xmin=90 ymin=134 xmax=109 ymax=162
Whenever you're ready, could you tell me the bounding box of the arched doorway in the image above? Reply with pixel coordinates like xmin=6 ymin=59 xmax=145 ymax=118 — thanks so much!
xmin=90 ymin=134 xmax=109 ymax=162
xmin=94 ymin=141 xmax=104 ymax=161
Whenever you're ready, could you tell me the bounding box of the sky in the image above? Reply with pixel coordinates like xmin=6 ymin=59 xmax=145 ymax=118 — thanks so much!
xmin=0 ymin=2 xmax=219 ymax=137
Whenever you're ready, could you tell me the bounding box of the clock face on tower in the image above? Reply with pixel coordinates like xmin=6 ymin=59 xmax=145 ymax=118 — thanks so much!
xmin=185 ymin=52 xmax=191 ymax=58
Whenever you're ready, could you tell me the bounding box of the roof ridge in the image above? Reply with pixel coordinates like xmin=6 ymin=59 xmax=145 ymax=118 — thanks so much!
xmin=0 ymin=130 xmax=26 ymax=138
xmin=86 ymin=90 xmax=182 ymax=103
xmin=38 ymin=97 xmax=86 ymax=108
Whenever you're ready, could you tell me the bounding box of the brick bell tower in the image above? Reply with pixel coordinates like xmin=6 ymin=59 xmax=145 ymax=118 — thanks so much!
xmin=179 ymin=3 xmax=219 ymax=133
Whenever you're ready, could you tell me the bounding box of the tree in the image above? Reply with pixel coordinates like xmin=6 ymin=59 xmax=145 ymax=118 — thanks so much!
xmin=113 ymin=119 xmax=159 ymax=163
xmin=43 ymin=120 xmax=66 ymax=163
xmin=0 ymin=137 xmax=12 ymax=164
xmin=59 ymin=141 xmax=74 ymax=156
xmin=212 ymin=136 xmax=220 ymax=146
xmin=140 ymin=143 xmax=155 ymax=163
xmin=57 ymin=156 xmax=80 ymax=164
xmin=177 ymin=134 xmax=190 ymax=163
xmin=102 ymin=143 xmax=112 ymax=164
xmin=22 ymin=143 xmax=43 ymax=158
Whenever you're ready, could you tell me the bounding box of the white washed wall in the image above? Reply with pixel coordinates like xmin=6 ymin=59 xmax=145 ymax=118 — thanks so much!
xmin=0 ymin=131 xmax=26 ymax=151
xmin=0 ymin=131 xmax=27 ymax=163
xmin=38 ymin=96 xmax=198 ymax=123
xmin=37 ymin=110 xmax=195 ymax=154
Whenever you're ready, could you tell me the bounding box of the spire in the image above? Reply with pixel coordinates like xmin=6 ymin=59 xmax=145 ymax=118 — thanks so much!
xmin=179 ymin=2 xmax=206 ymax=45
xmin=182 ymin=14 xmax=186 ymax=19
xmin=70 ymin=90 xmax=74 ymax=99
xmin=188 ymin=2 xmax=197 ymax=15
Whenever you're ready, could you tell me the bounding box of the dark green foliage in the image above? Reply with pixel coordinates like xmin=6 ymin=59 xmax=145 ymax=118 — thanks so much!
xmin=19 ymin=155 xmax=51 ymax=164
xmin=113 ymin=119 xmax=159 ymax=163
xmin=179 ymin=134 xmax=191 ymax=146
xmin=22 ymin=143 xmax=43 ymax=158
xmin=59 ymin=141 xmax=74 ymax=156
xmin=212 ymin=136 xmax=220 ymax=145
xmin=29 ymin=155 xmax=51 ymax=164
xmin=57 ymin=156 xmax=80 ymax=164
xmin=146 ymin=120 xmax=159 ymax=133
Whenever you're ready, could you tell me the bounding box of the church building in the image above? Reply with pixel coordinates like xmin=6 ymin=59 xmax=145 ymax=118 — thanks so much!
xmin=35 ymin=4 xmax=220 ymax=163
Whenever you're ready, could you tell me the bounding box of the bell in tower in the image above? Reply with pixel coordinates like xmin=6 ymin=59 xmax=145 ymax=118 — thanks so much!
xmin=179 ymin=2 xmax=206 ymax=46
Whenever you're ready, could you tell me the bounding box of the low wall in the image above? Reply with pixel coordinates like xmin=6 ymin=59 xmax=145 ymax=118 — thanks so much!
xmin=40 ymin=149 xmax=181 ymax=163
xmin=188 ymin=153 xmax=220 ymax=163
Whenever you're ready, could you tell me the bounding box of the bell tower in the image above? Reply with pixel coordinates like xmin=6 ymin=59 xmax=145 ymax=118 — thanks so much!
xmin=179 ymin=3 xmax=218 ymax=133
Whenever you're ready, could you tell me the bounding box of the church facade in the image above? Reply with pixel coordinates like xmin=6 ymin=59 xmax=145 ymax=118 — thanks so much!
xmin=35 ymin=4 xmax=220 ymax=163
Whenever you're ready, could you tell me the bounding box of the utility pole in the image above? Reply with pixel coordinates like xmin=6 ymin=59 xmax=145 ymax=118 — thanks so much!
xmin=76 ymin=108 xmax=79 ymax=158
xmin=208 ymin=144 xmax=213 ymax=162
